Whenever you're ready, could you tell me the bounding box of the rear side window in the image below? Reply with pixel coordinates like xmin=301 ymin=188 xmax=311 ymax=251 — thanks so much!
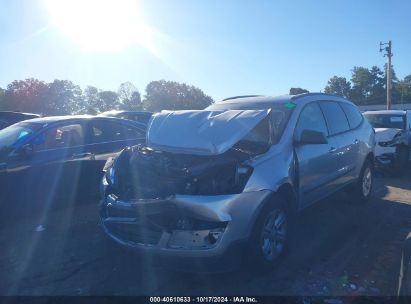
xmin=340 ymin=103 xmax=363 ymax=129
xmin=89 ymin=120 xmax=144 ymax=144
xmin=33 ymin=123 xmax=84 ymax=151
xmin=319 ymin=101 xmax=350 ymax=136
xmin=295 ymin=102 xmax=329 ymax=139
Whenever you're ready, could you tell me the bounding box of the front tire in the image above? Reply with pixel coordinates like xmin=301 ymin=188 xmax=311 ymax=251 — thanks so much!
xmin=351 ymin=159 xmax=374 ymax=203
xmin=246 ymin=194 xmax=290 ymax=271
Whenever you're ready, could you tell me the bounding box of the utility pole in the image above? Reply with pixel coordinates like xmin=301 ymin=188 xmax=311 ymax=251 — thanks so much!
xmin=380 ymin=41 xmax=393 ymax=110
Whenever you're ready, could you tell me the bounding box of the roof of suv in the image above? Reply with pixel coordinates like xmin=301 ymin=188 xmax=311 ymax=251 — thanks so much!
xmin=213 ymin=93 xmax=351 ymax=108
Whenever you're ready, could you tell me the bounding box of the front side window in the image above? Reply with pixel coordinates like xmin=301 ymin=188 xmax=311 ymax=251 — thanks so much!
xmin=319 ymin=101 xmax=350 ymax=135
xmin=33 ymin=124 xmax=84 ymax=151
xmin=0 ymin=122 xmax=42 ymax=159
xmin=295 ymin=102 xmax=328 ymax=139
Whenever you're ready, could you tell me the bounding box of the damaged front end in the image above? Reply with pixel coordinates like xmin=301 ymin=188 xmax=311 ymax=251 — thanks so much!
xmin=100 ymin=109 xmax=273 ymax=260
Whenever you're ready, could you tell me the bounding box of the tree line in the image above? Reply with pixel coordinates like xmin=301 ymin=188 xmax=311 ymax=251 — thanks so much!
xmin=1 ymin=64 xmax=410 ymax=116
xmin=323 ymin=65 xmax=411 ymax=105
xmin=0 ymin=79 xmax=214 ymax=115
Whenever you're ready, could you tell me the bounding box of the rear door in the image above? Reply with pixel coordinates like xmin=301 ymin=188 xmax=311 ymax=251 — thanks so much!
xmin=319 ymin=101 xmax=353 ymax=187
xmin=294 ymin=102 xmax=340 ymax=207
xmin=339 ymin=102 xmax=365 ymax=181
xmin=83 ymin=119 xmax=146 ymax=190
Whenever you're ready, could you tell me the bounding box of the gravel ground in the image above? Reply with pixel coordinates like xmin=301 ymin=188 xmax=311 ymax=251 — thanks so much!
xmin=1 ymin=170 xmax=411 ymax=296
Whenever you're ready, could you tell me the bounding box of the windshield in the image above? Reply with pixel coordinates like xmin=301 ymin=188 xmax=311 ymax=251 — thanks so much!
xmin=0 ymin=122 xmax=42 ymax=159
xmin=206 ymin=102 xmax=294 ymax=144
xmin=364 ymin=113 xmax=406 ymax=129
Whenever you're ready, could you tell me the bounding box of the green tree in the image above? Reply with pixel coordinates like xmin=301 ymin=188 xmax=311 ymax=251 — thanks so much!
xmin=143 ymin=80 xmax=213 ymax=111
xmin=82 ymin=86 xmax=100 ymax=114
xmin=395 ymin=75 xmax=411 ymax=104
xmin=324 ymin=76 xmax=351 ymax=98
xmin=118 ymin=82 xmax=142 ymax=110
xmin=44 ymin=80 xmax=83 ymax=115
xmin=97 ymin=90 xmax=119 ymax=112
xmin=289 ymin=88 xmax=309 ymax=95
xmin=350 ymin=66 xmax=373 ymax=104
xmin=3 ymin=78 xmax=48 ymax=113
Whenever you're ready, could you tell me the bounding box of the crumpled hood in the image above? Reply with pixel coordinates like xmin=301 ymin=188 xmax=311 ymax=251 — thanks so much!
xmin=374 ymin=128 xmax=403 ymax=141
xmin=146 ymin=109 xmax=271 ymax=155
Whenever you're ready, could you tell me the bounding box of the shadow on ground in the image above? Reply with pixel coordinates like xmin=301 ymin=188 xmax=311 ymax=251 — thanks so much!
xmin=1 ymin=170 xmax=411 ymax=296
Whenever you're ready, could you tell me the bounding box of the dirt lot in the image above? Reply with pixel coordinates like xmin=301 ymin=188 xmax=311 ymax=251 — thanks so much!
xmin=1 ymin=170 xmax=411 ymax=296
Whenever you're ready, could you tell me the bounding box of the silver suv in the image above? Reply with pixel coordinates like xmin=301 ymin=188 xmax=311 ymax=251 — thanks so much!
xmin=99 ymin=93 xmax=375 ymax=270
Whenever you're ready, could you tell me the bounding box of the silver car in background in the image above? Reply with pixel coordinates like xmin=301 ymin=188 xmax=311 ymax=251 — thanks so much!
xmin=100 ymin=93 xmax=375 ymax=271
xmin=363 ymin=110 xmax=411 ymax=173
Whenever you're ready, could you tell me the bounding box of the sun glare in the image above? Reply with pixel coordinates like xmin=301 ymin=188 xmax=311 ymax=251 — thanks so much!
xmin=44 ymin=0 xmax=150 ymax=52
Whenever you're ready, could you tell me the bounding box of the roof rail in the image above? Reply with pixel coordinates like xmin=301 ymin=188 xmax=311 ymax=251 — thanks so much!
xmin=222 ymin=95 xmax=263 ymax=101
xmin=290 ymin=92 xmax=344 ymax=99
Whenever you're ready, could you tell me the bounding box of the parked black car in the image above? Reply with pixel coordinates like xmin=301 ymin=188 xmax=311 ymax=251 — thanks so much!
xmin=97 ymin=110 xmax=153 ymax=125
xmin=0 ymin=115 xmax=146 ymax=214
xmin=0 ymin=111 xmax=40 ymax=130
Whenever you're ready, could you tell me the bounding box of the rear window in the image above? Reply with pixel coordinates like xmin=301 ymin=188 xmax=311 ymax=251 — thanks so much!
xmin=340 ymin=103 xmax=363 ymax=129
xmin=319 ymin=101 xmax=350 ymax=136
xmin=364 ymin=113 xmax=406 ymax=129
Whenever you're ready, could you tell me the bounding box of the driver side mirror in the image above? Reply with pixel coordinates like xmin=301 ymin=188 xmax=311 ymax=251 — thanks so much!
xmin=295 ymin=129 xmax=328 ymax=145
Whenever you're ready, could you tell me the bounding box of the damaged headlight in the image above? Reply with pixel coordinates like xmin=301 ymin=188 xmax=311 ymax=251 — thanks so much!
xmin=234 ymin=165 xmax=253 ymax=189
xmin=103 ymin=157 xmax=116 ymax=185
xmin=379 ymin=131 xmax=405 ymax=147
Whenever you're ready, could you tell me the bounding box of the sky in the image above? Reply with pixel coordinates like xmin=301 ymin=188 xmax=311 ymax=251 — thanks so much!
xmin=1 ymin=0 xmax=410 ymax=101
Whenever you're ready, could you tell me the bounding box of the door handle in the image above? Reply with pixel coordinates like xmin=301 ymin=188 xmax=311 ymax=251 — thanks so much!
xmin=329 ymin=147 xmax=337 ymax=153
xmin=71 ymin=152 xmax=94 ymax=159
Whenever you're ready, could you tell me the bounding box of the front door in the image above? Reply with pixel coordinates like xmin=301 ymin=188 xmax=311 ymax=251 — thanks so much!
xmin=6 ymin=122 xmax=88 ymax=211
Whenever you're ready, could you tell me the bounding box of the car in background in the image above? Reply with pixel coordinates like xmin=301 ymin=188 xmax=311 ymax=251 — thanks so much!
xmin=97 ymin=110 xmax=153 ymax=125
xmin=100 ymin=93 xmax=375 ymax=271
xmin=0 ymin=111 xmax=40 ymax=130
xmin=363 ymin=110 xmax=411 ymax=173
xmin=0 ymin=116 xmax=146 ymax=215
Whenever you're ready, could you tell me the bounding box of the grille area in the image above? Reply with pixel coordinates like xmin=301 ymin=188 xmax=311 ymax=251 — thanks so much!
xmin=106 ymin=222 xmax=163 ymax=245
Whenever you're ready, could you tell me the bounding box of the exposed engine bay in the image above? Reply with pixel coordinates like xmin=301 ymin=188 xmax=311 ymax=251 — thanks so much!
xmin=107 ymin=144 xmax=255 ymax=200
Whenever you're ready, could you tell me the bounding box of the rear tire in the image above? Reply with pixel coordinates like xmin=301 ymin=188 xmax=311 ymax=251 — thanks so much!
xmin=246 ymin=194 xmax=290 ymax=272
xmin=350 ymin=159 xmax=374 ymax=203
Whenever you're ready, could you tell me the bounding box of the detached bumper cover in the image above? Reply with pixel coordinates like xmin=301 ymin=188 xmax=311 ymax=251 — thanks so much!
xmin=100 ymin=189 xmax=272 ymax=259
